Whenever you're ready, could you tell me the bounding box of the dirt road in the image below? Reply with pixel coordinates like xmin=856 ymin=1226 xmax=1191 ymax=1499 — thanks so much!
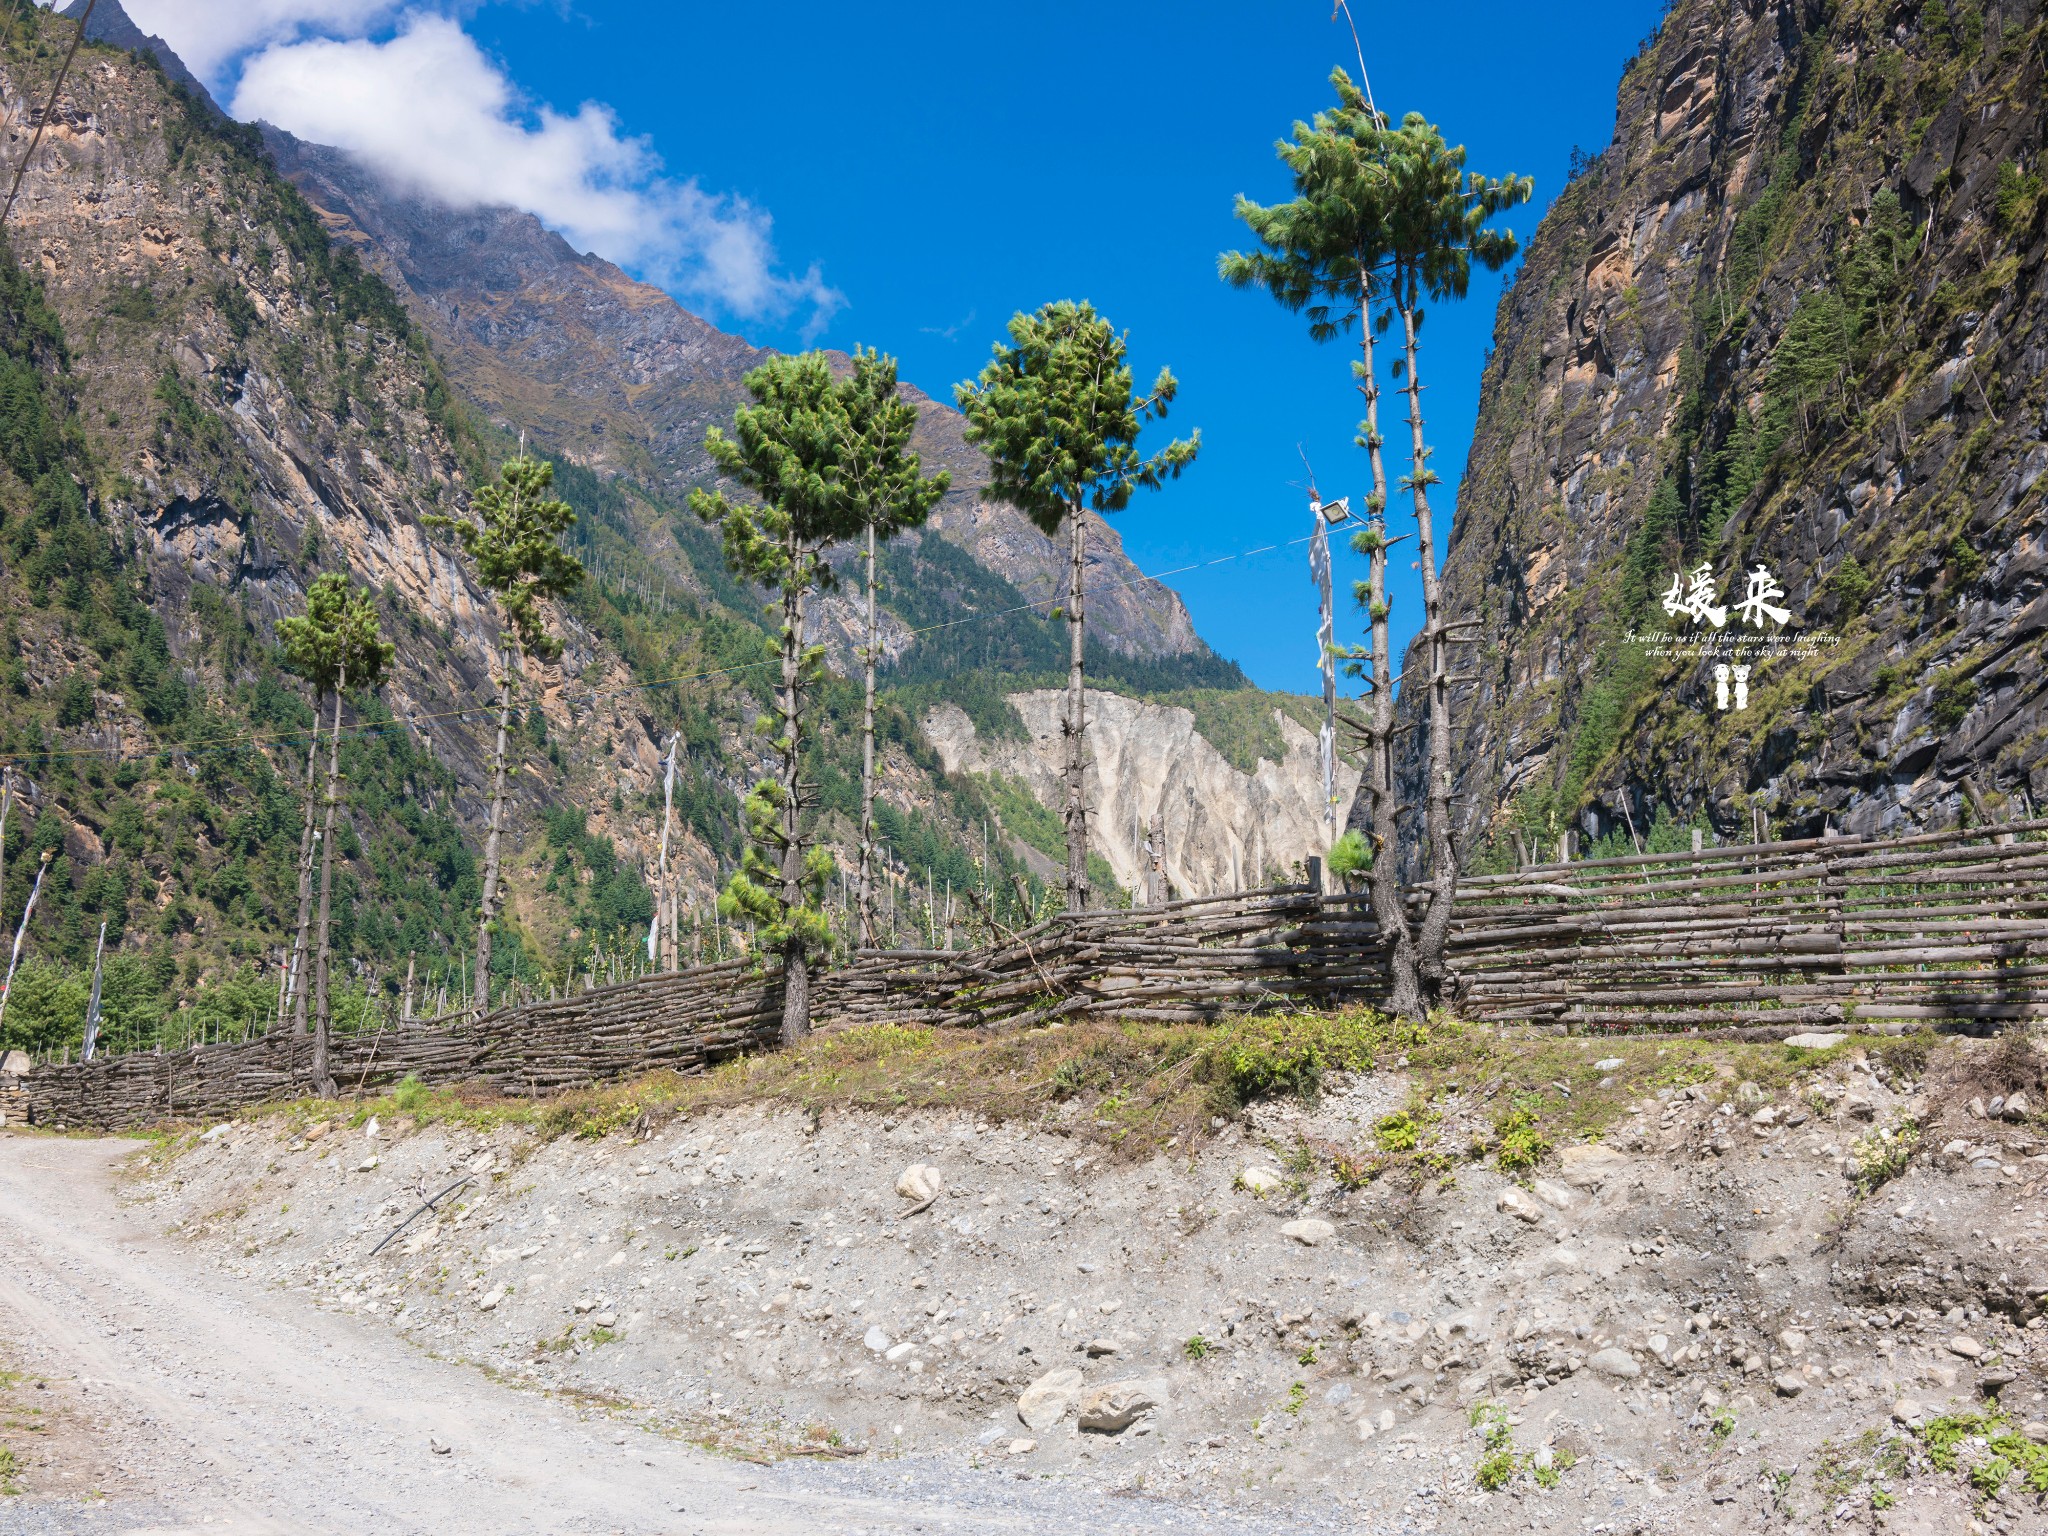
xmin=0 ymin=1136 xmax=1263 ymax=1536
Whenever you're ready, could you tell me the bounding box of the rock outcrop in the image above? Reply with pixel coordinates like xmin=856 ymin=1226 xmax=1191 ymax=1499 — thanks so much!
xmin=924 ymin=691 xmax=1358 ymax=895
xmin=1390 ymin=0 xmax=2048 ymax=861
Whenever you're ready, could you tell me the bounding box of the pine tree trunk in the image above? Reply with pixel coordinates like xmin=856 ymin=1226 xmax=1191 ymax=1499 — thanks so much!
xmin=475 ymin=645 xmax=514 ymax=1015
xmin=283 ymin=725 xmax=320 ymax=1037
xmin=1399 ymin=283 xmax=1459 ymax=1007
xmin=777 ymin=546 xmax=811 ymax=1045
xmin=1062 ymin=504 xmax=1089 ymax=912
xmin=857 ymin=521 xmax=878 ymax=948
xmin=310 ymin=666 xmax=344 ymax=1099
xmin=1357 ymin=266 xmax=1424 ymax=1019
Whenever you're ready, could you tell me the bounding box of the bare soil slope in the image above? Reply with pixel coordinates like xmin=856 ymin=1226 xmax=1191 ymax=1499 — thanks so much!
xmin=20 ymin=1028 xmax=2046 ymax=1535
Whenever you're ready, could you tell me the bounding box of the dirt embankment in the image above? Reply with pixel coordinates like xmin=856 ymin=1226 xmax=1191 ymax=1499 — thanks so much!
xmin=114 ymin=1029 xmax=2048 ymax=1535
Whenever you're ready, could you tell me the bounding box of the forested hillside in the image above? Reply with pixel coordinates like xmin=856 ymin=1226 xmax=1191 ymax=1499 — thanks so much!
xmin=0 ymin=3 xmax=1324 ymax=1059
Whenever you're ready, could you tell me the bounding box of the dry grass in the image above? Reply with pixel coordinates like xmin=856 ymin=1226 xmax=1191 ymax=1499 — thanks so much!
xmin=190 ymin=1011 xmax=1952 ymax=1173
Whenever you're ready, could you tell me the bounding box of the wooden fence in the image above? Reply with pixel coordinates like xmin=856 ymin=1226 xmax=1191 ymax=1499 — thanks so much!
xmin=1447 ymin=818 xmax=2048 ymax=1033
xmin=8 ymin=819 xmax=2043 ymax=1129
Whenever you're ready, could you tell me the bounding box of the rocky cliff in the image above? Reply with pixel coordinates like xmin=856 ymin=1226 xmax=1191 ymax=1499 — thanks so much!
xmin=923 ymin=691 xmax=1357 ymax=896
xmin=1394 ymin=0 xmax=2048 ymax=862
xmin=0 ymin=14 xmax=779 ymax=997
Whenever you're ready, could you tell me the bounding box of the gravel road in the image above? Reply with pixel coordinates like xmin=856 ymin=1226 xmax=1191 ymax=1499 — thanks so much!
xmin=0 ymin=1135 xmax=1350 ymax=1536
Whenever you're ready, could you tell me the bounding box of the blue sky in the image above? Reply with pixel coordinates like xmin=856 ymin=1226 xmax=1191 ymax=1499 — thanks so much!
xmin=139 ymin=0 xmax=1666 ymax=695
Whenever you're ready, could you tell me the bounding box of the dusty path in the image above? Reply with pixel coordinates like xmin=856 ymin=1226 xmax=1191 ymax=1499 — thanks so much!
xmin=0 ymin=1136 xmax=1277 ymax=1536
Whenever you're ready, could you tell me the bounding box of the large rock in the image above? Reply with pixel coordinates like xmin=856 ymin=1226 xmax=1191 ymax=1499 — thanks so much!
xmin=1557 ymin=1144 xmax=1630 ymax=1189
xmin=1016 ymin=1368 xmax=1084 ymax=1430
xmin=1497 ymin=1186 xmax=1544 ymax=1223
xmin=1281 ymin=1218 xmax=1335 ymax=1247
xmin=895 ymin=1164 xmax=943 ymax=1205
xmin=1238 ymin=1166 xmax=1285 ymax=1197
xmin=1076 ymin=1378 xmax=1166 ymax=1434
xmin=1588 ymin=1348 xmax=1641 ymax=1380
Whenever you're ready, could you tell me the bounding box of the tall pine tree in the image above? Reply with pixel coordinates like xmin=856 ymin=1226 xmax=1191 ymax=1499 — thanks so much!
xmin=1222 ymin=66 xmax=1422 ymax=1017
xmin=955 ymin=302 xmax=1198 ymax=911
xmin=1377 ymin=112 xmax=1530 ymax=1004
xmin=690 ymin=352 xmax=868 ymax=1042
xmin=837 ymin=349 xmax=949 ymax=947
xmin=430 ymin=456 xmax=584 ymax=1014
xmin=278 ymin=574 xmax=393 ymax=1096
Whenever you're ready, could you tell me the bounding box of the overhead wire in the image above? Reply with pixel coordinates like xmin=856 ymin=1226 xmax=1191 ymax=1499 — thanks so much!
xmin=0 ymin=525 xmax=1326 ymax=772
xmin=0 ymin=0 xmax=95 ymax=228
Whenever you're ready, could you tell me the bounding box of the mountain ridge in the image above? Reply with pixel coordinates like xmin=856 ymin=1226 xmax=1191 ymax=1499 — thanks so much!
xmin=258 ymin=126 xmax=1210 ymax=666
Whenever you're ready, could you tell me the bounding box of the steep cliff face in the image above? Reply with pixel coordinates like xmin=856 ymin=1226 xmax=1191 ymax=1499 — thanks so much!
xmin=0 ymin=19 xmax=732 ymax=986
xmin=261 ymin=131 xmax=1206 ymax=664
xmin=1399 ymin=0 xmax=2048 ymax=860
xmin=924 ymin=692 xmax=1357 ymax=896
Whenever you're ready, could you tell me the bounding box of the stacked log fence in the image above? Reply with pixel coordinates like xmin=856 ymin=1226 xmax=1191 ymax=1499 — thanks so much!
xmin=9 ymin=819 xmax=2044 ymax=1129
xmin=1448 ymin=818 xmax=2048 ymax=1034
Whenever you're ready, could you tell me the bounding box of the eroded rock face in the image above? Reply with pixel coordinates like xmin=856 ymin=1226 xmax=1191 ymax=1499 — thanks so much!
xmin=1386 ymin=0 xmax=2048 ymax=861
xmin=0 ymin=29 xmax=721 ymax=905
xmin=923 ymin=691 xmax=1360 ymax=896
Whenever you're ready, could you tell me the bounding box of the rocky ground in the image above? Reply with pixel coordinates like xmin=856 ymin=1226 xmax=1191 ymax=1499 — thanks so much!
xmin=19 ymin=1027 xmax=2036 ymax=1535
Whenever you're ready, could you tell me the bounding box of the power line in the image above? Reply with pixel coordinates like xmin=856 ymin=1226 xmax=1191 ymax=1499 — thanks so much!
xmin=0 ymin=527 xmax=1322 ymax=772
xmin=0 ymin=0 xmax=95 ymax=229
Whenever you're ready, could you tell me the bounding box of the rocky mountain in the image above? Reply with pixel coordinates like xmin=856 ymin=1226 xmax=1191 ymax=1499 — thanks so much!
xmin=0 ymin=12 xmax=734 ymax=996
xmin=0 ymin=3 xmax=1314 ymax=1053
xmin=923 ymin=690 xmax=1357 ymax=896
xmin=1394 ymin=0 xmax=2048 ymax=862
xmin=259 ymin=130 xmax=1207 ymax=665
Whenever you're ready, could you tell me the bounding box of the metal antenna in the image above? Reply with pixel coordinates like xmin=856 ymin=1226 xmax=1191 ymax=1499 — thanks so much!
xmin=1330 ymin=1 xmax=1381 ymax=125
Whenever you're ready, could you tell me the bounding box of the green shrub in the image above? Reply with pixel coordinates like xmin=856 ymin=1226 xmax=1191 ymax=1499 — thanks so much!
xmin=1207 ymin=1010 xmax=1389 ymax=1107
xmin=1327 ymin=830 xmax=1370 ymax=884
xmin=1828 ymin=558 xmax=1873 ymax=615
xmin=1930 ymin=670 xmax=1977 ymax=730
xmin=1374 ymin=1110 xmax=1420 ymax=1152
xmin=391 ymin=1073 xmax=429 ymax=1114
xmin=1947 ymin=534 xmax=1986 ymax=587
xmin=1494 ymin=1106 xmax=1552 ymax=1171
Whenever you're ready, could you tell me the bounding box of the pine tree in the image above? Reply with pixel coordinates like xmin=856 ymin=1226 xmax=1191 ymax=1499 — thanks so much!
xmin=1221 ymin=66 xmax=1423 ymax=1017
xmin=837 ymin=349 xmax=950 ymax=947
xmin=277 ymin=573 xmax=394 ymax=1097
xmin=955 ymin=302 xmax=1198 ymax=911
xmin=689 ymin=352 xmax=868 ymax=1043
xmin=1376 ymin=111 xmax=1530 ymax=1005
xmin=430 ymin=456 xmax=584 ymax=1014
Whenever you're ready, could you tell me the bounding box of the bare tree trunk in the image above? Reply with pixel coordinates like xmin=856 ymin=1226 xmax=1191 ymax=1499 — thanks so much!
xmin=1062 ymin=504 xmax=1090 ymax=912
xmin=474 ymin=643 xmax=514 ymax=1015
xmin=1356 ymin=264 xmax=1424 ymax=1018
xmin=310 ymin=665 xmax=345 ymax=1099
xmin=1399 ymin=281 xmax=1458 ymax=1007
xmin=282 ymin=725 xmax=320 ymax=1037
xmin=857 ymin=521 xmax=878 ymax=947
xmin=777 ymin=546 xmax=811 ymax=1045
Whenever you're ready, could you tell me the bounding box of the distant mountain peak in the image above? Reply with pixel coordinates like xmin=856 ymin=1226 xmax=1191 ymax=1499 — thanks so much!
xmin=61 ymin=0 xmax=222 ymax=117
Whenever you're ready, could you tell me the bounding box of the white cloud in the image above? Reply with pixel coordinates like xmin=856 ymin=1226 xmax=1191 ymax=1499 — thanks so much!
xmin=121 ymin=0 xmax=410 ymax=82
xmin=121 ymin=4 xmax=843 ymax=332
